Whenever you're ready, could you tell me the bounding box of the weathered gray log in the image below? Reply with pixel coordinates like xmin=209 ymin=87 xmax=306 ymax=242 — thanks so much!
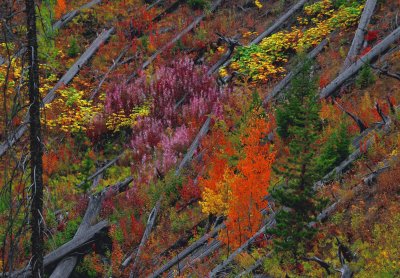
xmin=49 ymin=174 xmax=128 ymax=278
xmin=52 ymin=0 xmax=102 ymax=30
xmin=320 ymin=26 xmax=400 ymax=99
xmin=147 ymin=0 xmax=165 ymax=10
xmin=11 ymin=220 xmax=108 ymax=278
xmin=251 ymin=0 xmax=308 ymax=45
xmin=77 ymin=154 xmax=122 ymax=187
xmin=335 ymin=100 xmax=368 ymax=133
xmin=236 ymin=256 xmax=268 ymax=277
xmin=340 ymin=0 xmax=377 ymax=71
xmin=263 ymin=39 xmax=328 ymax=104
xmin=149 ymin=224 xmax=225 ymax=278
xmin=152 ymin=0 xmax=186 ymax=22
xmin=176 ymin=116 xmax=211 ymax=174
xmin=127 ymin=0 xmax=223 ymax=81
xmin=18 ymin=177 xmax=133 ymax=278
xmin=207 ymin=35 xmax=241 ymax=75
xmin=313 ymin=116 xmax=392 ymax=190
xmin=0 ymin=28 xmax=114 ymax=158
xmin=209 ymin=216 xmax=275 ymax=277
xmin=217 ymin=0 xmax=309 ymax=71
xmin=0 ymin=0 xmax=101 ymax=68
xmin=50 ymin=173 xmax=104 ymax=278
xmin=128 ymin=198 xmax=162 ymax=276
xmin=89 ymin=45 xmax=129 ymax=100
xmin=167 ymin=239 xmax=222 ymax=277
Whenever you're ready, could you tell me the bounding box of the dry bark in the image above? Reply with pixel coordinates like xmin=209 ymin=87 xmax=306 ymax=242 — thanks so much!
xmin=52 ymin=0 xmax=102 ymax=30
xmin=340 ymin=0 xmax=377 ymax=71
xmin=12 ymin=178 xmax=133 ymax=278
xmin=320 ymin=26 xmax=400 ymax=99
xmin=217 ymin=0 xmax=308 ymax=73
xmin=149 ymin=224 xmax=225 ymax=277
xmin=127 ymin=198 xmax=162 ymax=276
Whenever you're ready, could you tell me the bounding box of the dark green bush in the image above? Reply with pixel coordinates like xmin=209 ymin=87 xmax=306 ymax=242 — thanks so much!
xmin=188 ymin=0 xmax=209 ymax=10
xmin=356 ymin=63 xmax=376 ymax=89
xmin=67 ymin=37 xmax=80 ymax=58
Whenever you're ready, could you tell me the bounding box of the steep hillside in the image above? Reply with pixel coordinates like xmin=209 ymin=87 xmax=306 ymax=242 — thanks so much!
xmin=0 ymin=0 xmax=399 ymax=277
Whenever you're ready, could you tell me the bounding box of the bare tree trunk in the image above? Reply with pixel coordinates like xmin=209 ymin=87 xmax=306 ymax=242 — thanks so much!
xmin=25 ymin=0 xmax=44 ymax=277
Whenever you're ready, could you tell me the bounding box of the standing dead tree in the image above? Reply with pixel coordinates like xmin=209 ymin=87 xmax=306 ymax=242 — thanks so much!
xmin=25 ymin=0 xmax=45 ymax=276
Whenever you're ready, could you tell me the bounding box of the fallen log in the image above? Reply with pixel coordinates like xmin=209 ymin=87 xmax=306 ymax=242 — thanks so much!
xmin=0 ymin=0 xmax=101 ymax=67
xmin=128 ymin=198 xmax=162 ymax=276
xmin=209 ymin=216 xmax=274 ymax=277
xmin=217 ymin=0 xmax=309 ymax=71
xmin=167 ymin=239 xmax=222 ymax=277
xmin=236 ymin=256 xmax=269 ymax=277
xmin=176 ymin=116 xmax=212 ymax=174
xmin=127 ymin=0 xmax=223 ymax=81
xmin=89 ymin=45 xmax=129 ymax=100
xmin=11 ymin=220 xmax=108 ymax=278
xmin=251 ymin=0 xmax=308 ymax=45
xmin=152 ymin=0 xmax=186 ymax=22
xmin=263 ymin=39 xmax=329 ymax=104
xmin=313 ymin=116 xmax=392 ymax=190
xmin=50 ymin=176 xmax=131 ymax=277
xmin=77 ymin=154 xmax=122 ymax=187
xmin=149 ymin=223 xmax=225 ymax=277
xmin=320 ymin=26 xmax=400 ymax=99
xmin=340 ymin=0 xmax=377 ymax=72
xmin=207 ymin=34 xmax=241 ymax=75
xmin=147 ymin=0 xmax=165 ymax=10
xmin=0 ymin=28 xmax=115 ymax=158
xmin=52 ymin=0 xmax=102 ymax=30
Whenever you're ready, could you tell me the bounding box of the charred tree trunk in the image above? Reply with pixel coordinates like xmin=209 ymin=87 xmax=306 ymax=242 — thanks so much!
xmin=25 ymin=0 xmax=44 ymax=277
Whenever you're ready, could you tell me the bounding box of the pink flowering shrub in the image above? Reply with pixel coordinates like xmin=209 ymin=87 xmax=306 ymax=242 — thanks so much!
xmin=105 ymin=56 xmax=223 ymax=176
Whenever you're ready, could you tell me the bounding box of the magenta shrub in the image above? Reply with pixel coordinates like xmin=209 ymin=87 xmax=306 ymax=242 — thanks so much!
xmin=105 ymin=56 xmax=223 ymax=177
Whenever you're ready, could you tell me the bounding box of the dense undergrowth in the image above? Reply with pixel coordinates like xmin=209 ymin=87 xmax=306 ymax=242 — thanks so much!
xmin=0 ymin=0 xmax=399 ymax=277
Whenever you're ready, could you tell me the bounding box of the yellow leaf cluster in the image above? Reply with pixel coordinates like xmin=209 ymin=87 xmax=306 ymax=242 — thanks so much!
xmin=229 ymin=0 xmax=363 ymax=83
xmin=199 ymin=168 xmax=234 ymax=215
xmin=105 ymin=103 xmax=150 ymax=132
xmin=44 ymin=88 xmax=102 ymax=133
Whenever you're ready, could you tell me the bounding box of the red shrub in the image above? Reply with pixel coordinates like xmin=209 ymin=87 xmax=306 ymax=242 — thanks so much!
xmin=365 ymin=30 xmax=379 ymax=42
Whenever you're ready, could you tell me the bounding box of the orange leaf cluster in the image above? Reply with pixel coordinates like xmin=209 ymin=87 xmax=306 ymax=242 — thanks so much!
xmin=200 ymin=110 xmax=276 ymax=249
xmin=224 ymin=117 xmax=276 ymax=248
xmin=55 ymin=0 xmax=66 ymax=19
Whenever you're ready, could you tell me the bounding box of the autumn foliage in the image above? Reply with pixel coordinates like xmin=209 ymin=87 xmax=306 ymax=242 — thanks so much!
xmin=55 ymin=0 xmax=67 ymax=19
xmin=200 ymin=108 xmax=275 ymax=248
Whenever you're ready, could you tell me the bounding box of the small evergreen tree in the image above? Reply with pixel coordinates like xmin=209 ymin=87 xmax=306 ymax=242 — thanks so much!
xmin=268 ymin=58 xmax=326 ymax=260
xmin=316 ymin=120 xmax=351 ymax=175
xmin=355 ymin=63 xmax=376 ymax=89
